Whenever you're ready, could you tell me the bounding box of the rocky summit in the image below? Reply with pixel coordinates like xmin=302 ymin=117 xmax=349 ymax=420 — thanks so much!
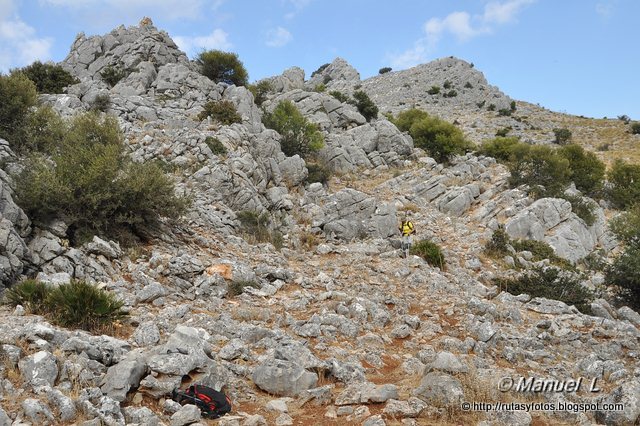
xmin=1 ymin=19 xmax=639 ymax=426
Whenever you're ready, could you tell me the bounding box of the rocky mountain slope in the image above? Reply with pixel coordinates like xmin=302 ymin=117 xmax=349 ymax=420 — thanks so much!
xmin=0 ymin=19 xmax=639 ymax=426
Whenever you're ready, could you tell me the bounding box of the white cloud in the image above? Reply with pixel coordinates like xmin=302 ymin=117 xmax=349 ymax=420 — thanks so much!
xmin=390 ymin=0 xmax=536 ymax=69
xmin=595 ymin=1 xmax=615 ymax=18
xmin=173 ymin=28 xmax=231 ymax=56
xmin=265 ymin=26 xmax=292 ymax=48
xmin=483 ymin=0 xmax=535 ymax=24
xmin=283 ymin=0 xmax=312 ymax=19
xmin=0 ymin=4 xmax=53 ymax=72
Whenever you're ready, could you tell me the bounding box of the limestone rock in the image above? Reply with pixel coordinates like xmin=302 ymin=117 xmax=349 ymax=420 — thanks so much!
xmin=252 ymin=359 xmax=318 ymax=396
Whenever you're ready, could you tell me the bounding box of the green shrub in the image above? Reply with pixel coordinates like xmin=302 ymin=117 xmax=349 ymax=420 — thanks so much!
xmin=606 ymin=245 xmax=640 ymax=309
xmin=512 ymin=239 xmax=556 ymax=261
xmin=311 ymin=63 xmax=330 ymax=78
xmin=410 ymin=239 xmax=445 ymax=269
xmin=3 ymin=279 xmax=127 ymax=332
xmin=464 ymin=82 xmax=473 ymax=89
xmin=100 ymin=65 xmax=127 ymax=87
xmin=379 ymin=67 xmax=392 ymax=74
xmin=0 ymin=73 xmax=38 ymax=151
xmin=407 ymin=114 xmax=473 ymax=163
xmin=443 ymin=90 xmax=458 ymax=98
xmin=236 ymin=210 xmax=283 ymax=248
xmin=484 ymin=226 xmax=510 ymax=257
xmin=495 ymin=128 xmax=510 ymax=137
xmin=610 ymin=204 xmax=640 ymax=245
xmin=394 ymin=108 xmax=472 ymax=163
xmin=227 ymin=280 xmax=260 ymax=297
xmin=607 ymin=159 xmax=640 ymax=209
xmin=553 ymin=128 xmax=572 ymax=145
xmin=90 ymin=93 xmax=111 ymax=112
xmin=351 ymin=90 xmax=378 ymax=121
xmin=393 ymin=108 xmax=429 ymax=132
xmin=487 ymin=104 xmax=496 ymax=111
xmin=204 ymin=136 xmax=227 ymax=155
xmin=306 ymin=161 xmax=332 ymax=185
xmin=494 ymin=267 xmax=593 ymax=314
xmin=16 ymin=61 xmax=78 ymax=94
xmin=563 ymin=194 xmax=597 ymax=226
xmin=3 ymin=279 xmax=50 ymax=314
xmin=329 ymin=90 xmax=349 ymax=103
xmin=262 ymin=100 xmax=324 ymax=158
xmin=476 ymin=100 xmax=486 ymax=108
xmin=247 ymin=80 xmax=272 ymax=106
xmin=427 ymin=86 xmax=440 ymax=95
xmin=443 ymin=80 xmax=452 ymax=89
xmin=558 ymin=144 xmax=605 ymax=196
xmin=510 ymin=101 xmax=517 ymax=111
xmin=498 ymin=108 xmax=512 ymax=116
xmin=46 ymin=280 xmax=127 ymax=331
xmin=22 ymin=106 xmax=66 ymax=154
xmin=631 ymin=122 xmax=640 ymax=135
xmin=196 ymin=50 xmax=248 ymax=86
xmin=198 ymin=100 xmax=242 ymax=124
xmin=15 ymin=113 xmax=187 ymax=245
xmin=507 ymin=145 xmax=571 ymax=197
xmin=313 ymin=83 xmax=326 ymax=93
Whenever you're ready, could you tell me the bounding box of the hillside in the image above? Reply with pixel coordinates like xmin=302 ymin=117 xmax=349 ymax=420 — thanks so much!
xmin=0 ymin=19 xmax=639 ymax=426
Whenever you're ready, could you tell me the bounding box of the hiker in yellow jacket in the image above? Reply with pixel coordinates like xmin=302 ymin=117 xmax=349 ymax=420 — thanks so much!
xmin=399 ymin=213 xmax=416 ymax=258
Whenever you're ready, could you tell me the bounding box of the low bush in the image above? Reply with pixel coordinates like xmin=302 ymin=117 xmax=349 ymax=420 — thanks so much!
xmin=510 ymin=101 xmax=517 ymax=111
xmin=22 ymin=106 xmax=66 ymax=154
xmin=605 ymin=245 xmax=640 ymax=309
xmin=630 ymin=122 xmax=640 ymax=135
xmin=507 ymin=144 xmax=571 ymax=197
xmin=563 ymin=194 xmax=597 ymax=226
xmin=196 ymin=50 xmax=248 ymax=86
xmin=100 ymin=65 xmax=127 ymax=87
xmin=497 ymin=108 xmax=512 ymax=116
xmin=411 ymin=239 xmax=445 ymax=269
xmin=3 ymin=279 xmax=50 ymax=314
xmin=477 ymin=137 xmax=521 ymax=162
xmin=16 ymin=61 xmax=78 ymax=94
xmin=610 ymin=204 xmax=640 ymax=245
xmin=47 ymin=280 xmax=127 ymax=331
xmin=306 ymin=161 xmax=332 ymax=185
xmin=248 ymin=80 xmax=272 ymax=106
xmin=487 ymin=104 xmax=496 ymax=111
xmin=311 ymin=63 xmax=330 ymax=78
xmin=427 ymin=86 xmax=440 ymax=95
xmin=351 ymin=90 xmax=378 ymax=121
xmin=3 ymin=279 xmax=127 ymax=332
xmin=313 ymin=83 xmax=326 ymax=93
xmin=393 ymin=108 xmax=472 ymax=163
xmin=329 ymin=90 xmax=349 ymax=103
xmin=443 ymin=80 xmax=452 ymax=89
xmin=495 ymin=127 xmax=510 ymax=137
xmin=204 ymin=136 xmax=227 ymax=155
xmin=198 ymin=100 xmax=242 ymax=125
xmin=15 ymin=112 xmax=187 ymax=245
xmin=379 ymin=67 xmax=392 ymax=74
xmin=484 ymin=226 xmax=510 ymax=257
xmin=227 ymin=280 xmax=260 ymax=297
xmin=262 ymin=100 xmax=324 ymax=158
xmin=511 ymin=239 xmax=556 ymax=261
xmin=558 ymin=144 xmax=605 ymax=196
xmin=443 ymin=90 xmax=458 ymax=98
xmin=0 ymin=73 xmax=38 ymax=151
xmin=90 ymin=93 xmax=111 ymax=112
xmin=464 ymin=82 xmax=473 ymax=89
xmin=607 ymin=160 xmax=640 ymax=209
xmin=553 ymin=128 xmax=572 ymax=145
xmin=236 ymin=210 xmax=282 ymax=249
xmin=494 ymin=267 xmax=593 ymax=314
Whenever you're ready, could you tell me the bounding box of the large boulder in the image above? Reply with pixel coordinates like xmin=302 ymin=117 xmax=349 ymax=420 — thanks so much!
xmin=252 ymin=359 xmax=318 ymax=397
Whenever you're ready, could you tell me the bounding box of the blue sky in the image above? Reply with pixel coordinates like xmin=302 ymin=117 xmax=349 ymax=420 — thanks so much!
xmin=1 ymin=0 xmax=638 ymax=119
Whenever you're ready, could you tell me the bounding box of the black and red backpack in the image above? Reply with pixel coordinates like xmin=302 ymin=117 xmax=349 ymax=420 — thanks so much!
xmin=172 ymin=384 xmax=232 ymax=419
